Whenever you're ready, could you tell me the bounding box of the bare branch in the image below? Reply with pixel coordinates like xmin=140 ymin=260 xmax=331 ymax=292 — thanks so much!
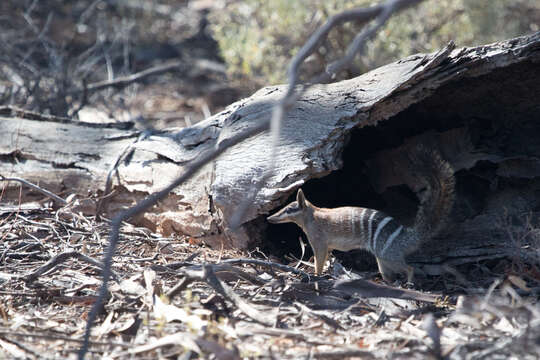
xmin=95 ymin=132 xmax=150 ymax=217
xmin=202 ymin=264 xmax=275 ymax=326
xmin=85 ymin=61 xmax=181 ymax=93
xmin=21 ymin=251 xmax=118 ymax=283
xmin=70 ymin=58 xmax=225 ymax=95
xmin=326 ymin=0 xmax=420 ymax=75
xmin=220 ymin=258 xmax=311 ymax=278
xmin=0 ymin=174 xmax=67 ymax=206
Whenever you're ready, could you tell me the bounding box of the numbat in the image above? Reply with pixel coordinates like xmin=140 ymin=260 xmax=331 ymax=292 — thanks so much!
xmin=267 ymin=146 xmax=455 ymax=283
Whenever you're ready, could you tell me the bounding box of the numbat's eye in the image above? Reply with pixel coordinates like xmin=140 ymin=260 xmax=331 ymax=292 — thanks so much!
xmin=286 ymin=207 xmax=297 ymax=214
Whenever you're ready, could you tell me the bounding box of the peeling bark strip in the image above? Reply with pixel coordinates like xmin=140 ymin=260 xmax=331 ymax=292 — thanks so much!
xmin=1 ymin=32 xmax=540 ymax=255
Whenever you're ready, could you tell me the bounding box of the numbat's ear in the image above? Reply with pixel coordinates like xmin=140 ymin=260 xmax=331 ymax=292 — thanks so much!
xmin=297 ymin=189 xmax=307 ymax=209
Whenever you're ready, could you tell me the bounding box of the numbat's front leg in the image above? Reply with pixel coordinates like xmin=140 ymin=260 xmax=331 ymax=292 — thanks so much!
xmin=312 ymin=243 xmax=328 ymax=275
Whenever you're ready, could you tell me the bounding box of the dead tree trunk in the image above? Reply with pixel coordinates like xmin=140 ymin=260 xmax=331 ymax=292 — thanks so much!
xmin=2 ymin=32 xmax=540 ymax=270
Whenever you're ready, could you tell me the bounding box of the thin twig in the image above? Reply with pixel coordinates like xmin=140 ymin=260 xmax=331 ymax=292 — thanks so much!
xmin=165 ymin=276 xmax=191 ymax=300
xmin=86 ymin=61 xmax=181 ymax=93
xmin=326 ymin=0 xmax=419 ymax=75
xmin=0 ymin=175 xmax=67 ymax=205
xmin=95 ymin=131 xmax=147 ymax=217
xmin=202 ymin=264 xmax=275 ymax=326
xmin=70 ymin=76 xmax=88 ymax=117
xmin=309 ymin=349 xmax=377 ymax=359
xmin=160 ymin=264 xmax=274 ymax=324
xmin=108 ymin=332 xmax=199 ymax=358
xmin=0 ymin=330 xmax=130 ymax=347
xmin=71 ymin=59 xmax=225 ymax=95
xmin=220 ymin=258 xmax=311 ymax=278
xmin=22 ymin=251 xmax=118 ymax=283
xmin=0 ymin=336 xmax=47 ymax=360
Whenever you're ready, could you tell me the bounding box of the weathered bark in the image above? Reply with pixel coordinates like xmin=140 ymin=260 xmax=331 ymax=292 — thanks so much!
xmin=2 ymin=33 xmax=540 ymax=270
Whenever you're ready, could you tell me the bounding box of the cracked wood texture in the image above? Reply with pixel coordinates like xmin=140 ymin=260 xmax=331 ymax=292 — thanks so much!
xmin=1 ymin=33 xmax=540 ymax=270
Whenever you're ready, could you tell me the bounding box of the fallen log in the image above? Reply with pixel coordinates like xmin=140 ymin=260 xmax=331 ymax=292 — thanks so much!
xmin=1 ymin=32 xmax=540 ymax=270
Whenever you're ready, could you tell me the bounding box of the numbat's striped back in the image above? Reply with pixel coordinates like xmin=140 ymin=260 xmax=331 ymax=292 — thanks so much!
xmin=363 ymin=209 xmax=404 ymax=257
xmin=317 ymin=207 xmax=409 ymax=258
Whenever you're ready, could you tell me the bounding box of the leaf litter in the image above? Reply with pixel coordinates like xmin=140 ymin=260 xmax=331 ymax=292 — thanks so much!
xmin=0 ymin=200 xmax=539 ymax=359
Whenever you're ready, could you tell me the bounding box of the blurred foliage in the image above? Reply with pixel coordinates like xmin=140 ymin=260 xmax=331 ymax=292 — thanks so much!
xmin=0 ymin=0 xmax=213 ymax=117
xmin=211 ymin=0 xmax=540 ymax=85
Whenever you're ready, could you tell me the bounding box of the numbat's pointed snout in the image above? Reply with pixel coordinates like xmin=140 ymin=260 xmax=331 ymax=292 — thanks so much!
xmin=266 ymin=213 xmax=283 ymax=223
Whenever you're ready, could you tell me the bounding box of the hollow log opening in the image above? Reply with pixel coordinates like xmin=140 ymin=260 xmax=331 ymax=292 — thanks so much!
xmin=264 ymin=60 xmax=540 ymax=273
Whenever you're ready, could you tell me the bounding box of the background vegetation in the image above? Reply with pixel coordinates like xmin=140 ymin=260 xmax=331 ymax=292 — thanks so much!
xmin=211 ymin=0 xmax=540 ymax=85
xmin=1 ymin=0 xmax=538 ymax=119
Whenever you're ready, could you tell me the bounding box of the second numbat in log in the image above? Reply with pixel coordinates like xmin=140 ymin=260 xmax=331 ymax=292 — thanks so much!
xmin=267 ymin=146 xmax=455 ymax=283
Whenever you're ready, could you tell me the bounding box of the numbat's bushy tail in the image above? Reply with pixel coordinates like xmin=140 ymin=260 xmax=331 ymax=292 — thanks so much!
xmin=410 ymin=145 xmax=455 ymax=242
xmin=267 ymin=145 xmax=455 ymax=283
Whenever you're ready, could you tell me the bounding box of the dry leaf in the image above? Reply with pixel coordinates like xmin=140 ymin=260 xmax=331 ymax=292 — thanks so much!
xmin=153 ymin=295 xmax=207 ymax=330
xmin=507 ymin=275 xmax=530 ymax=292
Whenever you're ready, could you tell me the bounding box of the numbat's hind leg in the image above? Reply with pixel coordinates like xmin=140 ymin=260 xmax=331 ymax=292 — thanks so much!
xmin=376 ymin=258 xmax=414 ymax=283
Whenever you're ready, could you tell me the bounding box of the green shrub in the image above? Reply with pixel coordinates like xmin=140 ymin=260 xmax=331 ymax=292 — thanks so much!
xmin=211 ymin=0 xmax=539 ymax=85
